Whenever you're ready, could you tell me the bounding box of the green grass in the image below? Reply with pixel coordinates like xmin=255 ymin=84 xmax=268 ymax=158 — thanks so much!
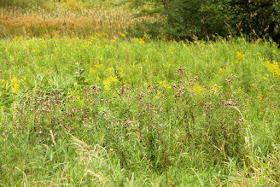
xmin=0 ymin=36 xmax=280 ymax=186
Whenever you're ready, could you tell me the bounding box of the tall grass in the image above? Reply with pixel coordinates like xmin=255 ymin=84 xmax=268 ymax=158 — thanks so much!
xmin=0 ymin=3 xmax=159 ymax=38
xmin=0 ymin=0 xmax=47 ymax=8
xmin=0 ymin=0 xmax=129 ymax=9
xmin=0 ymin=36 xmax=279 ymax=186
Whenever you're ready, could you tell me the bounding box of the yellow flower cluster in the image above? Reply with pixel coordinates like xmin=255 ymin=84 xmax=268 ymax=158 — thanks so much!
xmin=192 ymin=84 xmax=204 ymax=96
xmin=138 ymin=39 xmax=145 ymax=44
xmin=95 ymin=64 xmax=104 ymax=69
xmin=105 ymin=67 xmax=112 ymax=73
xmin=89 ymin=67 xmax=95 ymax=74
xmin=90 ymin=64 xmax=104 ymax=75
xmin=158 ymin=80 xmax=171 ymax=90
xmin=89 ymin=63 xmax=127 ymax=90
xmin=236 ymin=52 xmax=245 ymax=60
xmin=11 ymin=78 xmax=20 ymax=93
xmin=266 ymin=61 xmax=280 ymax=77
xmin=119 ymin=32 xmax=126 ymax=38
xmin=103 ymin=76 xmax=119 ymax=90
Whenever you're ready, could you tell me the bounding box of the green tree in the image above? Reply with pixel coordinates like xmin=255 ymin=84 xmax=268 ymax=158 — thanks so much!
xmin=229 ymin=0 xmax=280 ymax=42
xmin=165 ymin=0 xmax=232 ymax=39
xmin=129 ymin=0 xmax=280 ymax=42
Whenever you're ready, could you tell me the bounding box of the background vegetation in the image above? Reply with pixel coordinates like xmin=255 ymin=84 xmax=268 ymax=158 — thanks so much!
xmin=129 ymin=0 xmax=280 ymax=42
xmin=1 ymin=0 xmax=279 ymax=42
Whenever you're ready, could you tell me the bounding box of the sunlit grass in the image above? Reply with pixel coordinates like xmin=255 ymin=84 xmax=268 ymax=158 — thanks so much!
xmin=0 ymin=36 xmax=280 ymax=186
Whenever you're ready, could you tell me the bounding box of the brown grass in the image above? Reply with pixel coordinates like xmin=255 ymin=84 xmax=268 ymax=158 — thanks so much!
xmin=0 ymin=6 xmax=160 ymax=38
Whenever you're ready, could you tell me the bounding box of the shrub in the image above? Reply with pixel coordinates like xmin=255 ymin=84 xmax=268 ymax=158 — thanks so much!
xmin=129 ymin=0 xmax=280 ymax=42
xmin=229 ymin=0 xmax=280 ymax=42
xmin=164 ymin=0 xmax=232 ymax=40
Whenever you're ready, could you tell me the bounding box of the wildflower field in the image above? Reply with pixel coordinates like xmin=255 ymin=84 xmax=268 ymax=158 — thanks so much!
xmin=0 ymin=35 xmax=280 ymax=186
xmin=1 ymin=0 xmax=280 ymax=186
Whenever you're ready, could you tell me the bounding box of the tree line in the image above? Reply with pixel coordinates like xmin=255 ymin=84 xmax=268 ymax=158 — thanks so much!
xmin=130 ymin=0 xmax=280 ymax=43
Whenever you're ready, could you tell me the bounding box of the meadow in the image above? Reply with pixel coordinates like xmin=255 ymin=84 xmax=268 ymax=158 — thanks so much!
xmin=0 ymin=1 xmax=160 ymax=38
xmin=1 ymin=0 xmax=280 ymax=186
xmin=0 ymin=35 xmax=280 ymax=186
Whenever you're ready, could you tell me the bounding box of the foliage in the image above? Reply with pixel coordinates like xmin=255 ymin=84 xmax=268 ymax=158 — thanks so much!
xmin=129 ymin=0 xmax=280 ymax=42
xmin=164 ymin=0 xmax=232 ymax=39
xmin=0 ymin=36 xmax=280 ymax=185
xmin=1 ymin=1 xmax=280 ymax=185
xmin=229 ymin=0 xmax=280 ymax=42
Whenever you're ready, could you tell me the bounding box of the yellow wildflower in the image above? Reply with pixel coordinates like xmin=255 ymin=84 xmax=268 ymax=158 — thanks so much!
xmin=11 ymin=78 xmax=17 ymax=84
xmin=105 ymin=67 xmax=113 ymax=73
xmin=11 ymin=78 xmax=20 ymax=93
xmin=266 ymin=61 xmax=280 ymax=77
xmin=139 ymin=39 xmax=145 ymax=44
xmin=109 ymin=76 xmax=118 ymax=83
xmin=103 ymin=76 xmax=118 ymax=85
xmin=236 ymin=52 xmax=245 ymax=59
xmin=103 ymin=79 xmax=111 ymax=85
xmin=262 ymin=76 xmax=267 ymax=80
xmin=192 ymin=84 xmax=204 ymax=95
xmin=89 ymin=67 xmax=95 ymax=74
xmin=89 ymin=36 xmax=95 ymax=41
xmin=94 ymin=64 xmax=103 ymax=69
xmin=104 ymin=84 xmax=110 ymax=91
xmin=158 ymin=80 xmax=171 ymax=89
xmin=103 ymin=76 xmax=119 ymax=90
xmin=119 ymin=32 xmax=126 ymax=38
xmin=14 ymin=83 xmax=19 ymax=89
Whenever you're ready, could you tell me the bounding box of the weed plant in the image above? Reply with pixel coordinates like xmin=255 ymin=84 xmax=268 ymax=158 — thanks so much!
xmin=0 ymin=36 xmax=280 ymax=186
